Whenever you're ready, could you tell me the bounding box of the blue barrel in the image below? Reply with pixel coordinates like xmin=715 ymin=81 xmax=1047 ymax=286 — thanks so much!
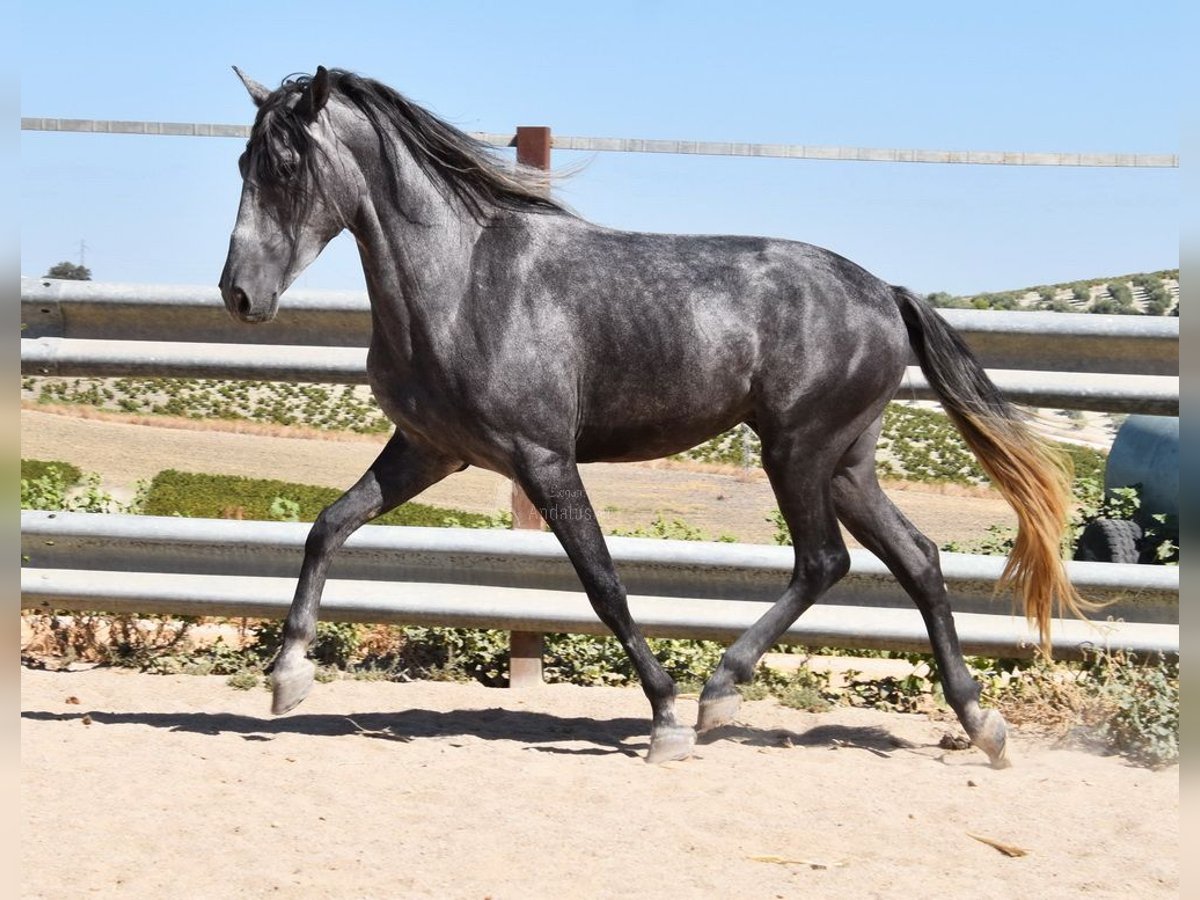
xmin=1105 ymin=415 xmax=1178 ymax=519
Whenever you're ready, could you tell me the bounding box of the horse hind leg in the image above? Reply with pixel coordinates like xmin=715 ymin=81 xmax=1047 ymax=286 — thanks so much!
xmin=698 ymin=435 xmax=850 ymax=733
xmin=271 ymin=431 xmax=459 ymax=715
xmin=831 ymin=423 xmax=1010 ymax=768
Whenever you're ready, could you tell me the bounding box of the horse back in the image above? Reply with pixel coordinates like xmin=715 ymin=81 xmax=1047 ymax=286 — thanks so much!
xmin=458 ymin=216 xmax=909 ymax=460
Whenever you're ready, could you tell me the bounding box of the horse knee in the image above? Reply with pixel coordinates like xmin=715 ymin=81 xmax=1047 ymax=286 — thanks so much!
xmin=304 ymin=509 xmax=342 ymax=556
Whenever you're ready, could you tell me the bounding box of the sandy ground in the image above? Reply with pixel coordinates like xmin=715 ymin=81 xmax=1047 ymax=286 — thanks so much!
xmin=21 ymin=668 xmax=1177 ymax=899
xmin=20 ymin=408 xmax=1017 ymax=548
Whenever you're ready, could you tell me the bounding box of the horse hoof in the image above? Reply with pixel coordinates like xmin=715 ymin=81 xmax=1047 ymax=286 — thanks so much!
xmin=697 ymin=693 xmax=742 ymax=733
xmin=271 ymin=657 xmax=316 ymax=715
xmin=972 ymin=709 xmax=1011 ymax=769
xmin=645 ymin=725 xmax=696 ymax=764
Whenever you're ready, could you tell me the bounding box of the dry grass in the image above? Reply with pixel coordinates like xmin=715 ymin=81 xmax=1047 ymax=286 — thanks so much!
xmin=21 ymin=611 xmax=196 ymax=665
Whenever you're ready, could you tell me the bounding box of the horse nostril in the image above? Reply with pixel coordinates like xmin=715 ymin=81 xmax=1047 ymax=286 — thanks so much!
xmin=231 ymin=286 xmax=252 ymax=318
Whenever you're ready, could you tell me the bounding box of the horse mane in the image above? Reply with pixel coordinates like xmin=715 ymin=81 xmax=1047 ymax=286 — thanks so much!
xmin=251 ymin=69 xmax=569 ymax=224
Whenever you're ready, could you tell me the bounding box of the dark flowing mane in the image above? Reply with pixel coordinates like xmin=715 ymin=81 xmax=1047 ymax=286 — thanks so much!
xmin=250 ymin=69 xmax=568 ymax=224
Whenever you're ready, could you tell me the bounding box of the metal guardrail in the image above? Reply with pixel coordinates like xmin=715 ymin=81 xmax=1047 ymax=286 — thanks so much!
xmin=21 ymin=278 xmax=1180 ymax=373
xmin=18 ymin=338 xmax=1179 ymax=415
xmin=20 ymin=278 xmax=1180 ymax=414
xmin=20 ymin=512 xmax=1179 ymax=658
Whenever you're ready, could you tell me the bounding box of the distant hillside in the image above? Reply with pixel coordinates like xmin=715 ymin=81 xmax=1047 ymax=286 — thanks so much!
xmin=927 ymin=269 xmax=1178 ymax=316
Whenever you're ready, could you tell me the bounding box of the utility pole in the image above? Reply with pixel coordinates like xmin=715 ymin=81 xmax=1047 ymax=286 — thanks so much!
xmin=78 ymin=239 xmax=87 ymax=267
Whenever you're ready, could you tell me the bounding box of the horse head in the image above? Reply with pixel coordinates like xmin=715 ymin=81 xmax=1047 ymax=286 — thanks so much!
xmin=218 ymin=65 xmax=351 ymax=323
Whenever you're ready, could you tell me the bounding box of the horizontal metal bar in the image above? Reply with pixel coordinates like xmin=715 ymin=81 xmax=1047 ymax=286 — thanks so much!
xmin=21 ymin=277 xmax=374 ymax=347
xmin=21 ymin=337 xmax=1177 ymax=414
xmin=20 ymin=567 xmax=1178 ymax=660
xmin=21 ymin=336 xmax=369 ymax=383
xmin=21 ymin=278 xmax=1178 ymax=376
xmin=21 ymin=118 xmax=1178 ymax=168
xmin=936 ymin=308 xmax=1177 ymax=377
xmin=21 ymin=512 xmax=1179 ymax=624
xmin=900 ymin=369 xmax=1178 ymax=416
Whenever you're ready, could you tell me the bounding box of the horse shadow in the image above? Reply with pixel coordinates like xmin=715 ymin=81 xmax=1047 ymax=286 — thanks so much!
xmin=697 ymin=721 xmax=933 ymax=758
xmin=21 ymin=705 xmax=938 ymax=760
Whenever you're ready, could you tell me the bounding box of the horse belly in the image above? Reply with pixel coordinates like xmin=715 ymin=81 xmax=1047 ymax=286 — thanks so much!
xmin=574 ymin=383 xmax=750 ymax=464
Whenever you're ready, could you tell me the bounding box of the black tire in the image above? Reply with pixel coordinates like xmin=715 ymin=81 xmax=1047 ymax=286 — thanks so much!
xmin=1074 ymin=518 xmax=1142 ymax=564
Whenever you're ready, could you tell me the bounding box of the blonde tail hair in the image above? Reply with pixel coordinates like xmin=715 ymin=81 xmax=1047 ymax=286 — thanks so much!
xmin=893 ymin=287 xmax=1097 ymax=651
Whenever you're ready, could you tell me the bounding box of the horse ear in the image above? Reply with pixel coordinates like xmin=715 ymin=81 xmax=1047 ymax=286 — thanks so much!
xmin=300 ymin=65 xmax=331 ymax=120
xmin=232 ymin=66 xmax=271 ymax=107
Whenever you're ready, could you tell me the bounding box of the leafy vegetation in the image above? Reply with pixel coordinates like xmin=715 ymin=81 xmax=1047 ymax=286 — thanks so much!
xmin=680 ymin=403 xmax=1107 ymax=489
xmin=44 ymin=261 xmax=91 ymax=280
xmin=21 ymin=459 xmax=82 ymax=484
xmin=923 ymin=268 xmax=1178 ymax=315
xmin=31 ymin=376 xmax=391 ymax=433
xmin=21 ymin=607 xmax=1176 ymax=766
xmin=611 ymin=514 xmax=737 ymax=543
xmin=971 ymin=650 xmax=1178 ymax=767
xmin=20 ymin=459 xmax=143 ymax=515
xmin=139 ymin=468 xmax=504 ymax=527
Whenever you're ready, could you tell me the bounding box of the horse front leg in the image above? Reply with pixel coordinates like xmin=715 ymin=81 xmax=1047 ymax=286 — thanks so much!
xmin=271 ymin=431 xmax=460 ymax=715
xmin=514 ymin=447 xmax=695 ymax=763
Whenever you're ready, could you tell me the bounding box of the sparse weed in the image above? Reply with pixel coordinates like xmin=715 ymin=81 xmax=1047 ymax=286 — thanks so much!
xmin=226 ymin=671 xmax=261 ymax=691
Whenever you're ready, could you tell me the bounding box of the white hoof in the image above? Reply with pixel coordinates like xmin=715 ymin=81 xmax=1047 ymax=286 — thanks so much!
xmin=271 ymin=657 xmax=316 ymax=715
xmin=697 ymin=693 xmax=742 ymax=733
xmin=646 ymin=725 xmax=697 ymax=764
xmin=972 ymin=709 xmax=1011 ymax=769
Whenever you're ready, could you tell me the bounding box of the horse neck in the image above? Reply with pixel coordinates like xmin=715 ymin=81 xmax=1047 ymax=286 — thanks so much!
xmin=348 ymin=147 xmax=483 ymax=343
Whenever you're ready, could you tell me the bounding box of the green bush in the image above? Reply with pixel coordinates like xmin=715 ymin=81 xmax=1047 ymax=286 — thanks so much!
xmin=140 ymin=469 xmax=500 ymax=527
xmin=20 ymin=460 xmax=122 ymax=514
xmin=611 ymin=514 xmax=736 ymax=543
xmin=248 ymin=620 xmax=365 ymax=670
xmin=1093 ymin=652 xmax=1179 ymax=767
xmin=21 ymin=459 xmax=82 ymax=484
xmin=973 ymin=649 xmax=1179 ymax=768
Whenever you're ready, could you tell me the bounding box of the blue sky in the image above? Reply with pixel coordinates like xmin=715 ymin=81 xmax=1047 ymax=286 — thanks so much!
xmin=19 ymin=1 xmax=1178 ymax=296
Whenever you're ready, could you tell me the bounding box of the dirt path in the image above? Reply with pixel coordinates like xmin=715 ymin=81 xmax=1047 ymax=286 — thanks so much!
xmin=21 ymin=668 xmax=1177 ymax=899
xmin=20 ymin=408 xmax=1016 ymax=548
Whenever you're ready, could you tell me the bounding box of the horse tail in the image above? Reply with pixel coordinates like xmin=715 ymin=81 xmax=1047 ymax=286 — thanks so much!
xmin=892 ymin=285 xmax=1094 ymax=652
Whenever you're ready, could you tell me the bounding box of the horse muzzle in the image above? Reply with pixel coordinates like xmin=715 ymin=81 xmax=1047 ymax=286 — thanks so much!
xmin=219 ymin=275 xmax=279 ymax=324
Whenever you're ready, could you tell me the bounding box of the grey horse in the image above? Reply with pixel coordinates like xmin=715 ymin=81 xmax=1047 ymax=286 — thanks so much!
xmin=219 ymin=67 xmax=1089 ymax=765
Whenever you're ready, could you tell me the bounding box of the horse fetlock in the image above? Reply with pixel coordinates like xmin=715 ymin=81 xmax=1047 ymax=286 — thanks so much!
xmin=271 ymin=655 xmax=316 ymax=716
xmin=645 ymin=724 xmax=696 ymax=764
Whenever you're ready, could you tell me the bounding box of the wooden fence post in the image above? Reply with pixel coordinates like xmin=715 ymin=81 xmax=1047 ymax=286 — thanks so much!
xmin=506 ymin=125 xmax=553 ymax=688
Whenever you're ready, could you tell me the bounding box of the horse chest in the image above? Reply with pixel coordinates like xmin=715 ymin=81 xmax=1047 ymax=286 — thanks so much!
xmin=365 ymin=349 xmax=508 ymax=468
